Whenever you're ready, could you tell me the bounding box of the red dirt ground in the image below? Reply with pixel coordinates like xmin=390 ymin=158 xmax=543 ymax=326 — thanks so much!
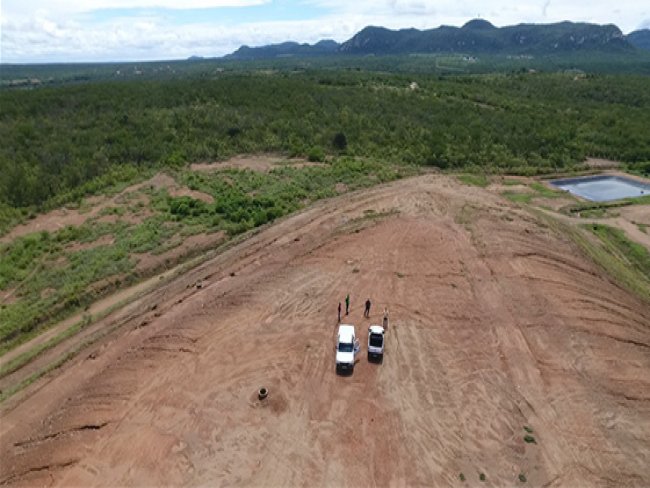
xmin=1 ymin=175 xmax=649 ymax=487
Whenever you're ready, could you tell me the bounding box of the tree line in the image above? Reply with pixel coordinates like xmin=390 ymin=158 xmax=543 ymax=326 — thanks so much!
xmin=1 ymin=70 xmax=649 ymax=210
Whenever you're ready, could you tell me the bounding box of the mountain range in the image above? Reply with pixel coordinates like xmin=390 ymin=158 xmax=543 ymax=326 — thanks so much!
xmin=224 ymin=20 xmax=650 ymax=60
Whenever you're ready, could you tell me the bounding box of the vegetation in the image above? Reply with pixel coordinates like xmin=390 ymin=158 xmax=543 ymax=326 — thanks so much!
xmin=457 ymin=174 xmax=489 ymax=187
xmin=2 ymin=71 xmax=650 ymax=214
xmin=562 ymin=194 xmax=650 ymax=216
xmin=523 ymin=435 xmax=537 ymax=444
xmin=0 ymin=160 xmax=410 ymax=353
xmin=502 ymin=180 xmax=569 ymax=204
xmin=519 ymin=473 xmax=527 ymax=483
xmin=503 ymin=192 xmax=534 ymax=204
xmin=537 ymin=213 xmax=650 ymax=303
xmin=587 ymin=224 xmax=650 ymax=283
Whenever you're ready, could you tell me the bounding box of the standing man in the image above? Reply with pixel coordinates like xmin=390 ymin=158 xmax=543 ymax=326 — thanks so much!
xmin=345 ymin=294 xmax=350 ymax=315
xmin=364 ymin=298 xmax=372 ymax=318
xmin=338 ymin=302 xmax=342 ymax=323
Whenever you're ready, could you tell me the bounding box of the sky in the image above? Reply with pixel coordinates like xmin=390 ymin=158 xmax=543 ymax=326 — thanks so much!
xmin=1 ymin=0 xmax=649 ymax=63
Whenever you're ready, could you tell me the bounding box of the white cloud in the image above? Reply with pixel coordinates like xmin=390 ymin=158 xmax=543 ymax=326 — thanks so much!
xmin=1 ymin=0 xmax=648 ymax=63
xmin=3 ymin=0 xmax=269 ymax=16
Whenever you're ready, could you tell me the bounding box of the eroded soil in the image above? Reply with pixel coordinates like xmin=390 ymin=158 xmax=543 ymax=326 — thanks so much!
xmin=1 ymin=175 xmax=649 ymax=487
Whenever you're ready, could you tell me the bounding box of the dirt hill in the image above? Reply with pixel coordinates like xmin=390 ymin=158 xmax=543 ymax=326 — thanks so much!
xmin=1 ymin=175 xmax=649 ymax=486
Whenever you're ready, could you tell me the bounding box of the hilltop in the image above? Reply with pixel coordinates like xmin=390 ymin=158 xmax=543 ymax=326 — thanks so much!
xmin=225 ymin=19 xmax=641 ymax=60
xmin=2 ymin=173 xmax=649 ymax=486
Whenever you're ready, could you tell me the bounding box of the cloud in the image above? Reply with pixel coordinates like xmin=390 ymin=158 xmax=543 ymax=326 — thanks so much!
xmin=4 ymin=0 xmax=269 ymax=16
xmin=1 ymin=13 xmax=352 ymax=62
xmin=2 ymin=0 xmax=648 ymax=62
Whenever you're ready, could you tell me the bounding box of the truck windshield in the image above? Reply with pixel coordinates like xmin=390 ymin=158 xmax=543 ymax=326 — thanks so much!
xmin=369 ymin=334 xmax=383 ymax=347
xmin=338 ymin=342 xmax=354 ymax=353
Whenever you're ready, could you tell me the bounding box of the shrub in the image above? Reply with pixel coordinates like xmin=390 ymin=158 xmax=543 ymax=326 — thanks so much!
xmin=308 ymin=146 xmax=325 ymax=162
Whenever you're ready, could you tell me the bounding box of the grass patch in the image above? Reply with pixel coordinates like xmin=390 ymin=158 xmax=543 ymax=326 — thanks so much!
xmin=586 ymin=223 xmax=650 ymax=283
xmin=637 ymin=223 xmax=648 ymax=234
xmin=579 ymin=208 xmax=607 ymax=218
xmin=503 ymin=180 xmax=569 ymax=205
xmin=530 ymin=181 xmax=564 ymax=198
xmin=457 ymin=174 xmax=489 ymax=187
xmin=562 ymin=194 xmax=650 ymax=216
xmin=503 ymin=192 xmax=533 ymax=204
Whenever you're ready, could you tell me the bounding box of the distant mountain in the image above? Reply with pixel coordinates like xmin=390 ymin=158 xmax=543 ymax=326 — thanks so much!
xmin=223 ymin=20 xmax=638 ymax=60
xmin=626 ymin=29 xmax=650 ymax=50
xmin=339 ymin=20 xmax=632 ymax=55
xmin=225 ymin=39 xmax=339 ymax=60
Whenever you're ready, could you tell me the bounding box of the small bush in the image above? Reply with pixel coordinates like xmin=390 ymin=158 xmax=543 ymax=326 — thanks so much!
xmin=524 ymin=434 xmax=536 ymax=444
xmin=519 ymin=473 xmax=527 ymax=483
xmin=308 ymin=147 xmax=325 ymax=162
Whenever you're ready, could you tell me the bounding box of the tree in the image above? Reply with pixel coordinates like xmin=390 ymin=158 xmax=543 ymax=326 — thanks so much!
xmin=333 ymin=132 xmax=348 ymax=151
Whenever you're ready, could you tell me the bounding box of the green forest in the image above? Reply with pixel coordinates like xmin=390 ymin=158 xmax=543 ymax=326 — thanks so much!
xmin=2 ymin=70 xmax=649 ymax=215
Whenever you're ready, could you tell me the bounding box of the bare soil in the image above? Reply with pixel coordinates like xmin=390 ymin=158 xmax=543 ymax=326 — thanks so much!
xmin=0 ymin=173 xmax=199 ymax=243
xmin=1 ymin=175 xmax=649 ymax=487
xmin=190 ymin=155 xmax=324 ymax=173
xmin=134 ymin=232 xmax=226 ymax=273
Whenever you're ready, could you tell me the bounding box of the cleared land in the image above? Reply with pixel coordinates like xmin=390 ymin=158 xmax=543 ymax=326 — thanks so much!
xmin=1 ymin=174 xmax=649 ymax=487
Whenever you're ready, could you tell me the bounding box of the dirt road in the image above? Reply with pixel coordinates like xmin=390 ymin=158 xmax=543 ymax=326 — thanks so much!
xmin=1 ymin=175 xmax=649 ymax=487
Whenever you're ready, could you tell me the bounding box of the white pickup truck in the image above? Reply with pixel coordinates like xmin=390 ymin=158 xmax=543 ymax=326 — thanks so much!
xmin=367 ymin=325 xmax=385 ymax=362
xmin=336 ymin=324 xmax=359 ymax=373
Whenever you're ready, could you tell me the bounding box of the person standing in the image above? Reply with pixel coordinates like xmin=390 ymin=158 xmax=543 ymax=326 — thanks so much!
xmin=364 ymin=298 xmax=372 ymax=318
xmin=338 ymin=302 xmax=342 ymax=323
xmin=383 ymin=307 xmax=389 ymax=330
xmin=345 ymin=294 xmax=350 ymax=315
